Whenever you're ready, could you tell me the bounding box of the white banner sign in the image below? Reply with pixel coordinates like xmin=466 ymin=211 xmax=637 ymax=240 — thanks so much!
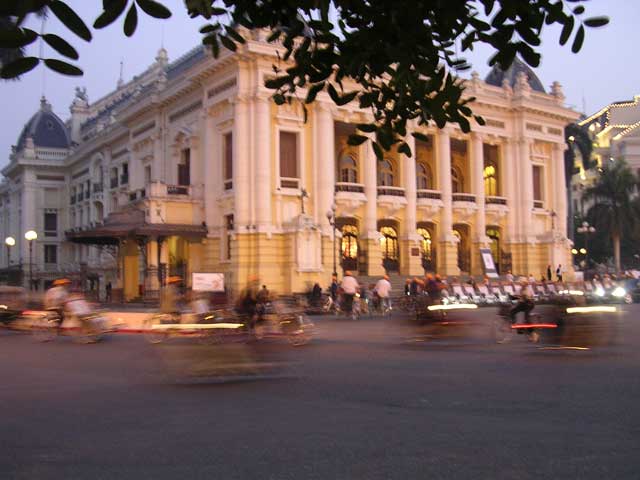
xmin=192 ymin=273 xmax=225 ymax=292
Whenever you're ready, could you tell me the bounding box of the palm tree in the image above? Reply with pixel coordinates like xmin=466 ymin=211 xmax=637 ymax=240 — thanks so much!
xmin=564 ymin=122 xmax=593 ymax=240
xmin=583 ymin=159 xmax=637 ymax=273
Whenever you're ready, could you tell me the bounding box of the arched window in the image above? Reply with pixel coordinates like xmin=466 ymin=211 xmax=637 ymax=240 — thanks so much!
xmin=341 ymin=225 xmax=358 ymax=260
xmin=483 ymin=162 xmax=498 ymax=196
xmin=416 ymin=227 xmax=432 ymax=261
xmin=416 ymin=163 xmax=432 ymax=190
xmin=379 ymin=226 xmax=398 ymax=260
xmin=377 ymin=159 xmax=395 ymax=186
xmin=339 ymin=154 xmax=358 ymax=183
xmin=451 ymin=166 xmax=463 ymax=193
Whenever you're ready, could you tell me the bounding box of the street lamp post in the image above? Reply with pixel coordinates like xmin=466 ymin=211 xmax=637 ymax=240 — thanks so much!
xmin=25 ymin=230 xmax=37 ymax=290
xmin=577 ymin=221 xmax=596 ymax=269
xmin=326 ymin=205 xmax=337 ymax=277
xmin=4 ymin=236 xmax=15 ymax=268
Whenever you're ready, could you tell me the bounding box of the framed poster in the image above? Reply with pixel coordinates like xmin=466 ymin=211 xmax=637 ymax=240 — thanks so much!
xmin=192 ymin=273 xmax=225 ymax=292
xmin=479 ymin=248 xmax=499 ymax=278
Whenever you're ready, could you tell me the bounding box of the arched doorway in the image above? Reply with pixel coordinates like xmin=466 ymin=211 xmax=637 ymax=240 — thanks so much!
xmin=378 ymin=221 xmax=399 ymax=272
xmin=340 ymin=224 xmax=359 ymax=272
xmin=486 ymin=226 xmax=501 ymax=274
xmin=417 ymin=222 xmax=436 ymax=272
xmin=453 ymin=224 xmax=470 ymax=273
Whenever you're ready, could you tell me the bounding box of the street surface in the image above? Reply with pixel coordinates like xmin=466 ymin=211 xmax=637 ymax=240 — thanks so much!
xmin=1 ymin=305 xmax=639 ymax=479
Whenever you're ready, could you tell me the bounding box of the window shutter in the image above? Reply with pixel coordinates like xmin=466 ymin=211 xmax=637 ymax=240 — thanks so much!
xmin=280 ymin=132 xmax=298 ymax=179
xmin=533 ymin=165 xmax=542 ymax=201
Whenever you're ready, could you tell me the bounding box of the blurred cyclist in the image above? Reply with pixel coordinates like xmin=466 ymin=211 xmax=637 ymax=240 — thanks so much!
xmin=160 ymin=276 xmax=182 ymax=322
xmin=375 ymin=275 xmax=392 ymax=312
xmin=340 ymin=271 xmax=359 ymax=315
xmin=510 ymin=280 xmax=534 ymax=325
xmin=44 ymin=278 xmax=70 ymax=332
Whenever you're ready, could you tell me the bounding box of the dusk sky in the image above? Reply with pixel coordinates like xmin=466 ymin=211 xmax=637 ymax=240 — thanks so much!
xmin=0 ymin=0 xmax=636 ymax=167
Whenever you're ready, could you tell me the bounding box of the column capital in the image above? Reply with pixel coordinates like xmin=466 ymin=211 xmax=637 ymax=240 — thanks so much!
xmin=553 ymin=142 xmax=567 ymax=153
xmin=517 ymin=136 xmax=533 ymax=146
xmin=470 ymin=131 xmax=484 ymax=142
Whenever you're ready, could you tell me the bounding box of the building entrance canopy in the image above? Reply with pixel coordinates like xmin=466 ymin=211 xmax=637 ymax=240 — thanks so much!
xmin=65 ymin=209 xmax=207 ymax=245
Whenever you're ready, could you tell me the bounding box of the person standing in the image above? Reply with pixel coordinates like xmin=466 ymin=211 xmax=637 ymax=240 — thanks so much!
xmin=105 ymin=281 xmax=112 ymax=303
xmin=556 ymin=264 xmax=563 ymax=282
xmin=546 ymin=264 xmax=552 ymax=282
xmin=329 ymin=276 xmax=339 ymax=301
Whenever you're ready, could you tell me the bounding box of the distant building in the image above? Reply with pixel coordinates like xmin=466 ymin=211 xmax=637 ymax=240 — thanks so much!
xmin=0 ymin=31 xmax=578 ymax=299
xmin=571 ymin=96 xmax=640 ymax=217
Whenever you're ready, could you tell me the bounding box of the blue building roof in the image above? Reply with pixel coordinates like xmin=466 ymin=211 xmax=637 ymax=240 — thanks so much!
xmin=484 ymin=57 xmax=546 ymax=93
xmin=16 ymin=97 xmax=71 ymax=151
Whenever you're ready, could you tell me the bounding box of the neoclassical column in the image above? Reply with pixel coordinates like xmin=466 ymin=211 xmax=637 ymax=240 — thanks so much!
xmin=146 ymin=236 xmax=160 ymax=293
xmin=400 ymin=132 xmax=422 ymax=275
xmin=232 ymin=97 xmax=251 ymax=228
xmin=315 ymin=102 xmax=335 ymax=231
xmin=436 ymin=127 xmax=458 ymax=275
xmin=202 ymin=110 xmax=218 ymax=231
xmin=471 ymin=132 xmax=487 ymax=242
xmin=553 ymin=142 xmax=568 ymax=237
xmin=254 ymin=95 xmax=272 ymax=231
xmin=403 ymin=134 xmax=417 ymax=236
xmin=436 ymin=128 xmax=453 ymax=239
xmin=362 ymin=136 xmax=384 ymax=275
xmin=502 ymin=139 xmax=517 ymax=241
xmin=510 ymin=136 xmax=534 ymax=275
xmin=363 ymin=137 xmax=378 ymax=236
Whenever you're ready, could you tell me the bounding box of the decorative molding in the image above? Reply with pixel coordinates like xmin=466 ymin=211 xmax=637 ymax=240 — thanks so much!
xmin=132 ymin=121 xmax=156 ymax=138
xmin=169 ymin=100 xmax=202 ymax=123
xmin=71 ymin=168 xmax=89 ymax=180
xmin=207 ymin=77 xmax=237 ymax=99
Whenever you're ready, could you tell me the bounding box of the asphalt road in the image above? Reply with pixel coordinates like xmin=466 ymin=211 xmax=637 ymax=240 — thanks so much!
xmin=1 ymin=305 xmax=639 ymax=479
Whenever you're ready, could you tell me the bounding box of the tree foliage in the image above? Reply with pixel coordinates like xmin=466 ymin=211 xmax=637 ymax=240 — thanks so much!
xmin=583 ymin=160 xmax=637 ymax=273
xmin=0 ymin=0 xmax=608 ymax=156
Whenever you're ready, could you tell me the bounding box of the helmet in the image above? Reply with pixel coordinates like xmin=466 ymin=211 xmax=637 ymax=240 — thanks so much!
xmin=383 ymin=275 xmax=389 ymax=280
xmin=345 ymin=270 xmax=352 ymax=276
xmin=53 ymin=278 xmax=71 ymax=286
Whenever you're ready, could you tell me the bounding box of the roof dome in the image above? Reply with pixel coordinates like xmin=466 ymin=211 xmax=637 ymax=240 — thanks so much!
xmin=16 ymin=96 xmax=71 ymax=151
xmin=484 ymin=57 xmax=545 ymax=93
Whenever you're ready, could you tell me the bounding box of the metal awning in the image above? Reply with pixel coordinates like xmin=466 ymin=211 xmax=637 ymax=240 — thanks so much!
xmin=65 ymin=209 xmax=207 ymax=245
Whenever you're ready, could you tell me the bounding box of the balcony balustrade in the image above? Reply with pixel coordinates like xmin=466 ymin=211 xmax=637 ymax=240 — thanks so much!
xmin=377 ymin=186 xmax=405 ymax=197
xmin=167 ymin=185 xmax=189 ymax=195
xmin=486 ymin=196 xmax=507 ymax=205
xmin=452 ymin=193 xmax=476 ymax=203
xmin=335 ymin=182 xmax=365 ymax=193
xmin=417 ymin=189 xmax=442 ymax=200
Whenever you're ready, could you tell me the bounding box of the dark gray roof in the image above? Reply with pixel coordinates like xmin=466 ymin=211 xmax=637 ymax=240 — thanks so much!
xmin=17 ymin=97 xmax=71 ymax=151
xmin=166 ymin=45 xmax=207 ymax=80
xmin=484 ymin=57 xmax=545 ymax=93
xmin=80 ymin=91 xmax=135 ymax=133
